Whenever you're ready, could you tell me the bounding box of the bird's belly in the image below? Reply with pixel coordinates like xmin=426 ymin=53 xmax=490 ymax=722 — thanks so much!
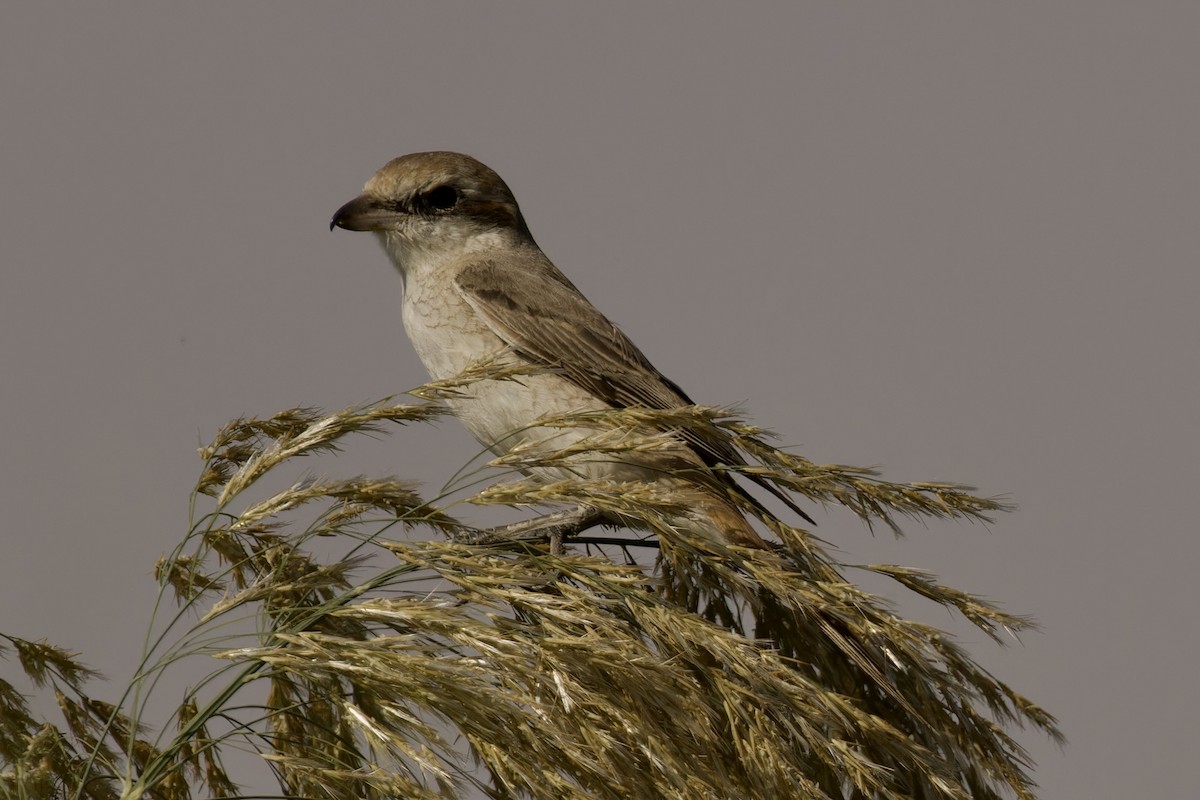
xmin=447 ymin=373 xmax=658 ymax=483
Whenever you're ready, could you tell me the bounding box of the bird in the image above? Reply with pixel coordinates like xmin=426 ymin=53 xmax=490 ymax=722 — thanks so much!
xmin=330 ymin=152 xmax=811 ymax=549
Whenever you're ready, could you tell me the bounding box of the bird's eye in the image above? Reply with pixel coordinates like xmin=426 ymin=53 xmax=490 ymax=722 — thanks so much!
xmin=425 ymin=185 xmax=459 ymax=211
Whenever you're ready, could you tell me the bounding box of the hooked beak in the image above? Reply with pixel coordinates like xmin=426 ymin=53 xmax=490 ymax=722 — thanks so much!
xmin=330 ymin=194 xmax=404 ymax=232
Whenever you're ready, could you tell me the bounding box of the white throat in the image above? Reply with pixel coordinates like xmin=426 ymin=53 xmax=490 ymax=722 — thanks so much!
xmin=374 ymin=223 xmax=517 ymax=287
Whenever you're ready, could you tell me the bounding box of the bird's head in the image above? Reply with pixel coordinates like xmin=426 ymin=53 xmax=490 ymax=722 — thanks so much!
xmin=331 ymin=152 xmax=534 ymax=270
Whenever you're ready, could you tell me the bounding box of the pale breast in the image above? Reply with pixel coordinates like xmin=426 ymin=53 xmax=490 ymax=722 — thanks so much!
xmin=402 ymin=277 xmax=502 ymax=383
xmin=399 ymin=264 xmax=665 ymax=483
xmin=390 ymin=233 xmax=694 ymax=486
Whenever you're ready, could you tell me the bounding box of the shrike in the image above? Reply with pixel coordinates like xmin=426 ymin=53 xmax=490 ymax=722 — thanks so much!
xmin=331 ymin=152 xmax=810 ymax=548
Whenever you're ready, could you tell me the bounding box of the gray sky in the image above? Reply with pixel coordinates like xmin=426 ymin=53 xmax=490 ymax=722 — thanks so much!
xmin=2 ymin=4 xmax=1196 ymax=797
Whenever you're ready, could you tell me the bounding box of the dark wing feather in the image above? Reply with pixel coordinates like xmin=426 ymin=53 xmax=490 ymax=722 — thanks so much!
xmin=455 ymin=256 xmax=815 ymax=525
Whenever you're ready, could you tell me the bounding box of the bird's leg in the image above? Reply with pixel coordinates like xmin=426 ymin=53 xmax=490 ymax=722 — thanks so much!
xmin=452 ymin=505 xmax=605 ymax=547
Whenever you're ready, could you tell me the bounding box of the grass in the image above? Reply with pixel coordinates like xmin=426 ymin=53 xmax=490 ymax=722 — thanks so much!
xmin=0 ymin=369 xmax=1061 ymax=799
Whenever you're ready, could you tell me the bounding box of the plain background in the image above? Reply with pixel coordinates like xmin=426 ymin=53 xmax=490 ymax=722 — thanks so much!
xmin=2 ymin=4 xmax=1196 ymax=797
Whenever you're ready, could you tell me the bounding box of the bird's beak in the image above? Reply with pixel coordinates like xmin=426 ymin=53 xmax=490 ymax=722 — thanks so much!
xmin=330 ymin=194 xmax=402 ymax=232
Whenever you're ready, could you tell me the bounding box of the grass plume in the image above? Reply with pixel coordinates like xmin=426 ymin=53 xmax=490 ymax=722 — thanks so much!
xmin=0 ymin=372 xmax=1060 ymax=799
